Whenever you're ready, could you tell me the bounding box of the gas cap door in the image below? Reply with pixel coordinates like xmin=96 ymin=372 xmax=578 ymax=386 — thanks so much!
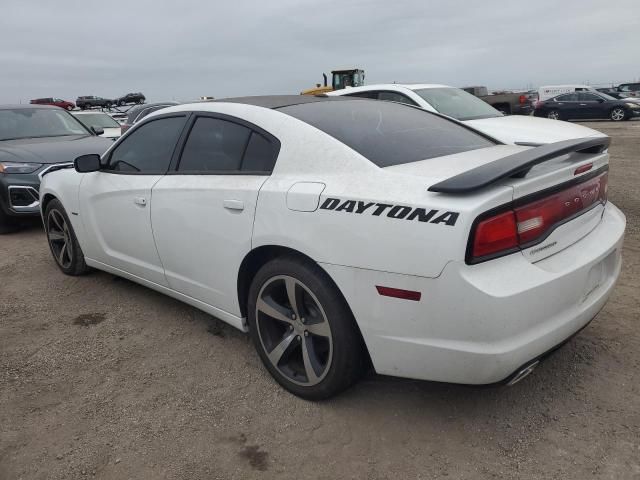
xmin=286 ymin=182 xmax=326 ymax=212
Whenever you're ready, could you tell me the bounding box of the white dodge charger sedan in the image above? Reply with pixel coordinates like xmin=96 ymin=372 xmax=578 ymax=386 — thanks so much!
xmin=40 ymin=96 xmax=625 ymax=399
xmin=328 ymin=84 xmax=606 ymax=145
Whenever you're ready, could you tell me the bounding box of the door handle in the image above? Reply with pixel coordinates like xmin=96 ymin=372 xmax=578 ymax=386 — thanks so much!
xmin=134 ymin=197 xmax=147 ymax=207
xmin=223 ymin=199 xmax=244 ymax=211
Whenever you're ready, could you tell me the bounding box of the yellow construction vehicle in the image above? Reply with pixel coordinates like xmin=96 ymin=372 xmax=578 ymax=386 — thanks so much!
xmin=301 ymin=68 xmax=366 ymax=95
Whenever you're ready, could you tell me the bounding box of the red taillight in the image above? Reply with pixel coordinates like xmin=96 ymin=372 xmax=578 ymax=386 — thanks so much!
xmin=471 ymin=211 xmax=518 ymax=259
xmin=534 ymin=101 xmax=544 ymax=109
xmin=519 ymin=95 xmax=527 ymax=104
xmin=469 ymin=172 xmax=608 ymax=263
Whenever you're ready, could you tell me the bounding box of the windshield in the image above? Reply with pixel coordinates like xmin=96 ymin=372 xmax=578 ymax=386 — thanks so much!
xmin=414 ymin=87 xmax=503 ymax=121
xmin=0 ymin=108 xmax=89 ymax=141
xmin=279 ymin=99 xmax=495 ymax=168
xmin=73 ymin=113 xmax=120 ymax=128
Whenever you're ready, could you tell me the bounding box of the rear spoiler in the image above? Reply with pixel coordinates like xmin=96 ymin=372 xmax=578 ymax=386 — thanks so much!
xmin=428 ymin=137 xmax=610 ymax=194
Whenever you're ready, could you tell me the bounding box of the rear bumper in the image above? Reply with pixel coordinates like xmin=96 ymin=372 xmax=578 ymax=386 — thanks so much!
xmin=321 ymin=202 xmax=626 ymax=384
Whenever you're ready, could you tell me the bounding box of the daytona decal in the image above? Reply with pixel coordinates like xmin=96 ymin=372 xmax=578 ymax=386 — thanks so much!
xmin=320 ymin=197 xmax=459 ymax=226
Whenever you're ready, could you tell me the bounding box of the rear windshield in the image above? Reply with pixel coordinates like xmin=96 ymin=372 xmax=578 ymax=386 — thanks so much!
xmin=278 ymin=99 xmax=496 ymax=167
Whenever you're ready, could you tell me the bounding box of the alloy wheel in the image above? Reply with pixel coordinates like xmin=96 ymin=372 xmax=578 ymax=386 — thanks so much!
xmin=548 ymin=110 xmax=560 ymax=120
xmin=611 ymin=108 xmax=625 ymax=121
xmin=47 ymin=209 xmax=73 ymax=269
xmin=255 ymin=275 xmax=333 ymax=386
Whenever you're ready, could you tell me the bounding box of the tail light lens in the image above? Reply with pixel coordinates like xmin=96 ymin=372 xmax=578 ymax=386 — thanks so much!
xmin=534 ymin=101 xmax=544 ymax=109
xmin=469 ymin=171 xmax=608 ymax=263
xmin=519 ymin=95 xmax=527 ymax=104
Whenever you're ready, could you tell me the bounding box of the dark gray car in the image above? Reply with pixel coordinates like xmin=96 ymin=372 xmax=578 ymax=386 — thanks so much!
xmin=0 ymin=105 xmax=113 ymax=232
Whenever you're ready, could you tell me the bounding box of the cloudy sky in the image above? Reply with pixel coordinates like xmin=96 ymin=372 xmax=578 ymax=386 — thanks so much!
xmin=2 ymin=0 xmax=639 ymax=103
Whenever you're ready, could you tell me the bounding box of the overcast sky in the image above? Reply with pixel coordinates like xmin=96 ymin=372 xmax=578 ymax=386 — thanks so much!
xmin=2 ymin=0 xmax=639 ymax=103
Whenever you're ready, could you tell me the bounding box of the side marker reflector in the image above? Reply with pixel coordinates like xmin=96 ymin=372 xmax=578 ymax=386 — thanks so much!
xmin=375 ymin=286 xmax=421 ymax=301
xmin=574 ymin=163 xmax=593 ymax=175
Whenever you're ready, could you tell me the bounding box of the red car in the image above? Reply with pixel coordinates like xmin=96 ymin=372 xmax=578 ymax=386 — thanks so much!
xmin=30 ymin=97 xmax=75 ymax=110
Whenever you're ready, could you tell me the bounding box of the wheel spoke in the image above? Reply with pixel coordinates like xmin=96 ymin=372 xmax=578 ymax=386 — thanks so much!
xmin=57 ymin=243 xmax=67 ymax=265
xmin=48 ymin=231 xmax=65 ymax=242
xmin=301 ymin=336 xmax=321 ymax=384
xmin=257 ymin=297 xmax=293 ymax=324
xmin=305 ymin=320 xmax=331 ymax=338
xmin=50 ymin=211 xmax=63 ymax=231
xmin=285 ymin=277 xmax=300 ymax=317
xmin=267 ymin=331 xmax=297 ymax=366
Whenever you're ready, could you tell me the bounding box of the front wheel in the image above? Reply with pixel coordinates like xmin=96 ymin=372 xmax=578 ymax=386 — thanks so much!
xmin=45 ymin=199 xmax=90 ymax=275
xmin=66 ymin=105 xmax=73 ymax=111
xmin=247 ymin=257 xmax=366 ymax=399
xmin=610 ymin=107 xmax=626 ymax=121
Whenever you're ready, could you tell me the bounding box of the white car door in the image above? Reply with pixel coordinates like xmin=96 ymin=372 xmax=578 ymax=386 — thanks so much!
xmin=150 ymin=114 xmax=279 ymax=315
xmin=79 ymin=114 xmax=189 ymax=285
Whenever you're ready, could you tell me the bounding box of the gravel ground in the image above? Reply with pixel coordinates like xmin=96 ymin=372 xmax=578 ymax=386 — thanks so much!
xmin=1 ymin=120 xmax=639 ymax=480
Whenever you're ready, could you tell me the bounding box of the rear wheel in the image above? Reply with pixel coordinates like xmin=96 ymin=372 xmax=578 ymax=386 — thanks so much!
xmin=138 ymin=98 xmax=145 ymax=104
xmin=247 ymin=256 xmax=366 ymax=399
xmin=547 ymin=109 xmax=562 ymax=120
xmin=45 ymin=199 xmax=90 ymax=276
xmin=610 ymin=107 xmax=626 ymax=121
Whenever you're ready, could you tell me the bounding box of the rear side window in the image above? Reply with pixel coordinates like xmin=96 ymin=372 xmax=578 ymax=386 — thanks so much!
xmin=279 ymin=100 xmax=495 ymax=167
xmin=107 ymin=116 xmax=185 ymax=173
xmin=556 ymin=93 xmax=577 ymax=101
xmin=178 ymin=117 xmax=250 ymax=172
xmin=178 ymin=116 xmax=279 ymax=173
xmin=377 ymin=91 xmax=418 ymax=106
xmin=242 ymin=132 xmax=278 ymax=172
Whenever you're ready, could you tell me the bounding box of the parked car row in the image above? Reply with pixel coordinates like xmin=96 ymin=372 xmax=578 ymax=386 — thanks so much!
xmin=33 ymin=95 xmax=624 ymax=399
xmin=29 ymin=93 xmax=146 ymax=111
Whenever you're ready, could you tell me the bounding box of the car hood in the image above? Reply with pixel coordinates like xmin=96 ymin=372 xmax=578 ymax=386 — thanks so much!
xmin=465 ymin=115 xmax=606 ymax=145
xmin=0 ymin=135 xmax=113 ymax=164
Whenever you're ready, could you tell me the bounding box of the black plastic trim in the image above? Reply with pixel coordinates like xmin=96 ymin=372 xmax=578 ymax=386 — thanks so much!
xmin=429 ymin=136 xmax=610 ymax=193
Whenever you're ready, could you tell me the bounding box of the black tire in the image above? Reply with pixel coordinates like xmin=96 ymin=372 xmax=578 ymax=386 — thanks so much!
xmin=547 ymin=109 xmax=562 ymax=120
xmin=44 ymin=199 xmax=90 ymax=276
xmin=610 ymin=107 xmax=627 ymax=121
xmin=0 ymin=208 xmax=19 ymax=234
xmin=247 ymin=256 xmax=366 ymax=400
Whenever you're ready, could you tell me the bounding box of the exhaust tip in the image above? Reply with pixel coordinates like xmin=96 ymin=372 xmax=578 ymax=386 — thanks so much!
xmin=507 ymin=360 xmax=539 ymax=386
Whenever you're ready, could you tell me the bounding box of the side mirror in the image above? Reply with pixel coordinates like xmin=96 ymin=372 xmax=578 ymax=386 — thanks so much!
xmin=74 ymin=154 xmax=102 ymax=173
xmin=91 ymin=125 xmax=105 ymax=136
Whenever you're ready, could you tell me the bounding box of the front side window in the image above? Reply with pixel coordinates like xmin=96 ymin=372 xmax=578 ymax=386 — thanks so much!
xmin=0 ymin=108 xmax=89 ymax=141
xmin=279 ymin=99 xmax=495 ymax=168
xmin=578 ymin=93 xmax=602 ymax=102
xmin=413 ymin=87 xmax=502 ymax=120
xmin=556 ymin=93 xmax=578 ymax=101
xmin=107 ymin=116 xmax=185 ymax=173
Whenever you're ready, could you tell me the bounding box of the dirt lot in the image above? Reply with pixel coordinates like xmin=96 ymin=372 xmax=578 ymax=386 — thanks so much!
xmin=1 ymin=121 xmax=639 ymax=480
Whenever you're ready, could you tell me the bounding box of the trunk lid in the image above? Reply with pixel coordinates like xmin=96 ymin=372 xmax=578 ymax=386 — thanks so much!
xmin=385 ymin=140 xmax=610 ymax=262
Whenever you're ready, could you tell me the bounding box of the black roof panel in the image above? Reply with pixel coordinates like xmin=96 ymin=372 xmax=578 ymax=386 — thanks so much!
xmin=214 ymin=95 xmax=351 ymax=110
